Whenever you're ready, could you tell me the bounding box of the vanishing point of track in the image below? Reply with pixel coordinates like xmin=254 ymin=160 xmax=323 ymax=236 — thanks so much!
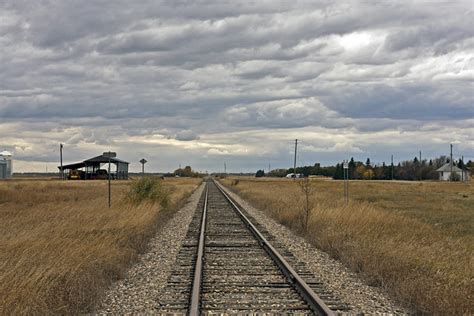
xmin=157 ymin=180 xmax=349 ymax=315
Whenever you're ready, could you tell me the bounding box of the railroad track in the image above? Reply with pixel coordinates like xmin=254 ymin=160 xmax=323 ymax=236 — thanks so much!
xmin=156 ymin=180 xmax=350 ymax=315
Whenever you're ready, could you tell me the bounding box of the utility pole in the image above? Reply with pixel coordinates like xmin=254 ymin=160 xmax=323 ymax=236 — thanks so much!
xmin=60 ymin=143 xmax=63 ymax=180
xmin=461 ymin=155 xmax=464 ymax=182
xmin=293 ymin=139 xmax=298 ymax=180
xmin=419 ymin=150 xmax=422 ymax=181
xmin=343 ymin=160 xmax=349 ymax=204
xmin=391 ymin=154 xmax=394 ymax=180
xmin=268 ymin=163 xmax=271 ymax=174
xmin=224 ymin=161 xmax=227 ymax=174
xmin=450 ymin=144 xmax=453 ymax=181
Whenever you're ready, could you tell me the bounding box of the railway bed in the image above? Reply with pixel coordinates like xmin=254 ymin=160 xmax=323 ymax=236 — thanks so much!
xmin=156 ymin=180 xmax=350 ymax=315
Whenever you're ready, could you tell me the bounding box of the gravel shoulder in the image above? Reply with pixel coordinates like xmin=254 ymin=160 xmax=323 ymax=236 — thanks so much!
xmin=96 ymin=183 xmax=205 ymax=314
xmin=219 ymin=182 xmax=413 ymax=315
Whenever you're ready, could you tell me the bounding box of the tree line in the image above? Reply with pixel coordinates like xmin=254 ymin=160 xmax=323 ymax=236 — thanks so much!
xmin=259 ymin=156 xmax=473 ymax=181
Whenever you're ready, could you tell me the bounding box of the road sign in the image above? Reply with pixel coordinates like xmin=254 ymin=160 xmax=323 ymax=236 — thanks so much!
xmin=343 ymin=160 xmax=349 ymax=169
xmin=103 ymin=151 xmax=117 ymax=158
xmin=140 ymin=158 xmax=147 ymax=164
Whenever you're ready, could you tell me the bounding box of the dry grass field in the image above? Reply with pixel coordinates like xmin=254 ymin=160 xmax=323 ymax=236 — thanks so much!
xmin=221 ymin=177 xmax=473 ymax=314
xmin=0 ymin=177 xmax=201 ymax=314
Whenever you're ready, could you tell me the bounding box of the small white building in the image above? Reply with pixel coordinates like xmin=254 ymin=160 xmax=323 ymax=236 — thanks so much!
xmin=0 ymin=151 xmax=13 ymax=179
xmin=436 ymin=163 xmax=469 ymax=181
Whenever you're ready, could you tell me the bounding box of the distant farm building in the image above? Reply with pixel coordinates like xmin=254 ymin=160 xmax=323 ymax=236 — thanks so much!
xmin=436 ymin=163 xmax=469 ymax=181
xmin=0 ymin=151 xmax=13 ymax=179
xmin=59 ymin=154 xmax=129 ymax=180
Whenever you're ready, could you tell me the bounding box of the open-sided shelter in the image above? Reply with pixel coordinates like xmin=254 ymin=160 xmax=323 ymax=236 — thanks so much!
xmin=59 ymin=154 xmax=129 ymax=180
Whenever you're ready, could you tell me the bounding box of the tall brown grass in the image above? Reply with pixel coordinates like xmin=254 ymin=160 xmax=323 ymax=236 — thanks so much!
xmin=221 ymin=177 xmax=473 ymax=314
xmin=0 ymin=178 xmax=201 ymax=314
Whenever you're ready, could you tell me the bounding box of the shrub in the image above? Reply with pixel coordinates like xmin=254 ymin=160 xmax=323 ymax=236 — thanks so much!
xmin=449 ymin=173 xmax=461 ymax=181
xmin=127 ymin=177 xmax=170 ymax=207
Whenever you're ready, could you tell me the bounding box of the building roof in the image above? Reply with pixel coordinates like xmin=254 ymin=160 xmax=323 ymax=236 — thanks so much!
xmin=61 ymin=162 xmax=86 ymax=170
xmin=436 ymin=163 xmax=463 ymax=172
xmin=84 ymin=155 xmax=129 ymax=164
xmin=59 ymin=154 xmax=129 ymax=170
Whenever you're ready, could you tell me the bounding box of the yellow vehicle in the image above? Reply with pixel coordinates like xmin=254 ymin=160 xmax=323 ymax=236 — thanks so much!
xmin=68 ymin=170 xmax=85 ymax=180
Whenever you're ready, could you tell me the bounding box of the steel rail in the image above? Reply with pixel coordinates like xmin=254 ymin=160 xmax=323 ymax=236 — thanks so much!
xmin=189 ymin=183 xmax=208 ymax=316
xmin=214 ymin=180 xmax=335 ymax=316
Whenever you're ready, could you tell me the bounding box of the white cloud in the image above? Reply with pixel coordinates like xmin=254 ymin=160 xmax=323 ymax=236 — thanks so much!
xmin=0 ymin=1 xmax=472 ymax=172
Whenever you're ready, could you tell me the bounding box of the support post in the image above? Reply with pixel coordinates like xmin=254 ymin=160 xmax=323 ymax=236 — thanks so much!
xmin=103 ymin=151 xmax=116 ymax=207
xmin=60 ymin=144 xmax=63 ymax=180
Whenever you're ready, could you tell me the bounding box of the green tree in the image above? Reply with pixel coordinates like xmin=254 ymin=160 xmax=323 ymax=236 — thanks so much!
xmin=255 ymin=169 xmax=265 ymax=177
xmin=348 ymin=157 xmax=356 ymax=179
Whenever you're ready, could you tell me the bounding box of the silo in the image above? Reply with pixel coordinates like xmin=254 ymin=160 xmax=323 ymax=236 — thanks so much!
xmin=0 ymin=151 xmax=13 ymax=178
xmin=0 ymin=160 xmax=6 ymax=178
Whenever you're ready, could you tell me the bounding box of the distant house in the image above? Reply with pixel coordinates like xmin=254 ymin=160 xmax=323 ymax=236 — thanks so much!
xmin=436 ymin=163 xmax=469 ymax=181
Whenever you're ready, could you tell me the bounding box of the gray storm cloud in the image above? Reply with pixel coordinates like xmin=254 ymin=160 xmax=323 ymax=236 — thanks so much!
xmin=0 ymin=0 xmax=473 ymax=172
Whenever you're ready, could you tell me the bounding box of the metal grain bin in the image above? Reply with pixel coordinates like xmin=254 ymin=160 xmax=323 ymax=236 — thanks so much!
xmin=0 ymin=160 xmax=6 ymax=179
xmin=0 ymin=151 xmax=12 ymax=178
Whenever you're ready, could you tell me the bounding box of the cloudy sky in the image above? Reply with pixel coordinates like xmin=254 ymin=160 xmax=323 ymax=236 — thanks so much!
xmin=1 ymin=1 xmax=473 ymax=173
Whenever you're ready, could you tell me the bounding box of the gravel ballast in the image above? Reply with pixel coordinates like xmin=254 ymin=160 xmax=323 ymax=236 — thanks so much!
xmin=219 ymin=183 xmax=413 ymax=315
xmin=97 ymin=183 xmax=205 ymax=314
xmin=98 ymin=181 xmax=412 ymax=314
